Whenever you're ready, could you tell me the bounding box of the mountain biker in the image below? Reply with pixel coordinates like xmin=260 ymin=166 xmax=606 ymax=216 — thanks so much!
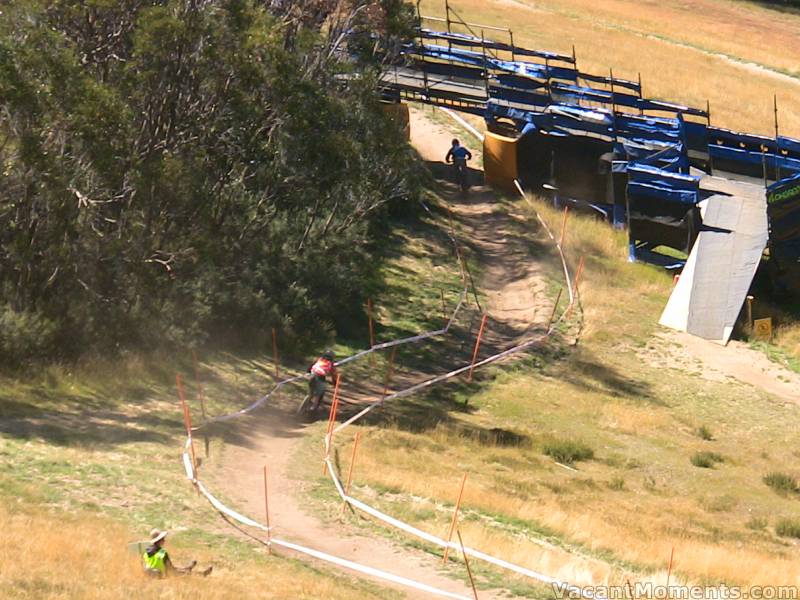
xmin=298 ymin=350 xmax=338 ymax=415
xmin=445 ymin=138 xmax=473 ymax=191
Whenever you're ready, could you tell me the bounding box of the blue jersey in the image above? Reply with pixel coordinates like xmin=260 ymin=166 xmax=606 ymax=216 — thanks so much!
xmin=450 ymin=146 xmax=471 ymax=160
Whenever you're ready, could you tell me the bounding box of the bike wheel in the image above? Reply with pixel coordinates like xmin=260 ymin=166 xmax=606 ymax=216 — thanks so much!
xmin=296 ymin=395 xmax=312 ymax=415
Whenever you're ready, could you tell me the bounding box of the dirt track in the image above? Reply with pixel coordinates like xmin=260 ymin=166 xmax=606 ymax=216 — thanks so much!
xmin=204 ymin=106 xmax=551 ymax=598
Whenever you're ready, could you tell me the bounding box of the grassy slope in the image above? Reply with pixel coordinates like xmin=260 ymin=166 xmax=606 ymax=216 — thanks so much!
xmin=0 ymin=188 xmax=470 ymax=598
xmin=0 ymin=354 xmax=402 ymax=598
xmin=421 ymin=0 xmax=800 ymax=367
xmin=318 ymin=193 xmax=800 ymax=593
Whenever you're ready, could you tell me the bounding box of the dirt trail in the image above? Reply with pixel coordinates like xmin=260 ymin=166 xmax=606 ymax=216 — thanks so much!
xmin=645 ymin=330 xmax=800 ymax=403
xmin=409 ymin=106 xmax=550 ymax=340
xmin=205 ymin=106 xmax=550 ymax=598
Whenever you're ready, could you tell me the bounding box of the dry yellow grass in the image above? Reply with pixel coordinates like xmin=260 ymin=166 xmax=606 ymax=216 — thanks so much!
xmin=324 ymin=191 xmax=800 ymax=589
xmin=0 ymin=503 xmax=388 ymax=599
xmin=419 ymin=0 xmax=800 ymax=136
xmin=773 ymin=322 xmax=800 ymax=363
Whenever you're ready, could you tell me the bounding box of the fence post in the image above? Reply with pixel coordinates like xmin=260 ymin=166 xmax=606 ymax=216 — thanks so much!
xmin=666 ymin=546 xmax=675 ymax=588
xmin=559 ymin=205 xmax=570 ymax=247
xmin=367 ymin=298 xmax=376 ymax=367
xmin=467 ymin=313 xmax=489 ymax=384
xmin=547 ymin=288 xmax=563 ymax=330
xmin=271 ymin=327 xmax=280 ymax=380
xmin=191 ymin=350 xmax=207 ymax=421
xmin=457 ymin=529 xmax=479 ymax=600
xmin=263 ymin=465 xmax=272 ymax=553
xmin=381 ymin=346 xmax=398 ymax=402
xmin=176 ymin=374 xmax=197 ymax=476
xmin=442 ymin=473 xmax=467 ymax=564
xmin=344 ymin=432 xmax=362 ymax=498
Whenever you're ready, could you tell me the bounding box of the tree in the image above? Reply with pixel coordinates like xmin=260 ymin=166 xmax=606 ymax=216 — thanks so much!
xmin=0 ymin=0 xmax=423 ymax=363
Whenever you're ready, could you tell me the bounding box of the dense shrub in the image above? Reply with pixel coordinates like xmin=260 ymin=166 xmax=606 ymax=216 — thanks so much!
xmin=697 ymin=425 xmax=714 ymax=441
xmin=0 ymin=0 xmax=419 ymax=361
xmin=775 ymin=518 xmax=800 ymax=539
xmin=543 ymin=439 xmax=594 ymax=465
xmin=763 ymin=472 xmax=800 ymax=495
xmin=690 ymin=451 xmax=724 ymax=469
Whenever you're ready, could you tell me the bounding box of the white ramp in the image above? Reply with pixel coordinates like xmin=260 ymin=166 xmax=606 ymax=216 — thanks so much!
xmin=660 ymin=176 xmax=768 ymax=345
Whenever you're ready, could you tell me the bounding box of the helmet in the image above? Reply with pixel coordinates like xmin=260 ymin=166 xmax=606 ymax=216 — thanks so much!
xmin=322 ymin=349 xmax=335 ymax=360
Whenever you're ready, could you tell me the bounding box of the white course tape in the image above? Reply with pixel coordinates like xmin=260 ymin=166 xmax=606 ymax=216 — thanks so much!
xmin=183 ymin=450 xmax=470 ymax=599
xmin=441 ymin=107 xmax=486 ymax=143
xmin=181 ymin=127 xmax=588 ymax=597
xmin=270 ymin=537 xmax=472 ymax=600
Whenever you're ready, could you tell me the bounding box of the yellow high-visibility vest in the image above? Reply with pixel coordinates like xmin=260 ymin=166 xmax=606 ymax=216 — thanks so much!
xmin=143 ymin=548 xmax=167 ymax=575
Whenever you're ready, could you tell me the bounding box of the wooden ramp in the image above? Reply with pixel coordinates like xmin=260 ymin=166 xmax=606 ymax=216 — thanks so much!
xmin=659 ymin=174 xmax=768 ymax=345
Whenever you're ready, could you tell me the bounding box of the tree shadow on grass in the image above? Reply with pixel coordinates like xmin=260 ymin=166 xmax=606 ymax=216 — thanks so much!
xmin=0 ymin=409 xmax=174 ymax=447
xmin=554 ymin=351 xmax=660 ymax=404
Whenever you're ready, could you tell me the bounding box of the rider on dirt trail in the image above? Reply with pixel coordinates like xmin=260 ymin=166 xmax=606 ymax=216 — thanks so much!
xmin=445 ymin=138 xmax=473 ymax=192
xmin=298 ymin=350 xmax=338 ymax=415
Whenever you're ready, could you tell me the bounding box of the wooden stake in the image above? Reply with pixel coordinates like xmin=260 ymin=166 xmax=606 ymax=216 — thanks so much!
xmin=467 ymin=313 xmax=488 ymax=383
xmin=367 ymin=299 xmax=376 ymax=367
xmin=574 ymin=256 xmax=586 ymax=292
xmin=191 ymin=350 xmax=207 ymax=421
xmin=326 ymin=375 xmax=342 ymax=437
xmin=440 ymin=289 xmax=447 ymax=326
xmin=263 ymin=465 xmax=272 ymax=553
xmin=381 ymin=346 xmax=398 ymax=402
xmin=559 ymin=205 xmax=570 ymax=247
xmin=323 ymin=374 xmax=342 ymax=474
xmin=344 ymin=432 xmax=361 ymax=497
xmin=666 ymin=546 xmax=675 ymax=589
xmin=442 ymin=473 xmax=467 ymax=564
xmin=176 ymin=374 xmax=197 ymax=475
xmin=271 ymin=327 xmax=280 ymax=380
xmin=457 ymin=529 xmax=479 ymax=600
xmin=626 ymin=579 xmax=635 ymax=600
xmin=566 ymin=256 xmax=586 ymax=319
xmin=547 ymin=288 xmax=563 ymax=330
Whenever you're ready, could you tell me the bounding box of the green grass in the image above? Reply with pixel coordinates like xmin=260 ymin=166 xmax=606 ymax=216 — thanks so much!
xmin=775 ymin=518 xmax=800 ymax=539
xmin=697 ymin=425 xmax=714 ymax=441
xmin=690 ymin=451 xmax=725 ymax=469
xmin=543 ymin=438 xmax=595 ymax=465
xmin=763 ymin=472 xmax=800 ymax=495
xmin=303 ymin=182 xmax=800 ymax=588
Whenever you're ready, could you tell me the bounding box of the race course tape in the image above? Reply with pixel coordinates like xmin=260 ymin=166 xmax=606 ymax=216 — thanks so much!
xmin=180 ymin=113 xmax=592 ymax=598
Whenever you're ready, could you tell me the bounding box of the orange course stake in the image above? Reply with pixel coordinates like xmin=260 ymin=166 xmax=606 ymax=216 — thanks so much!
xmin=323 ymin=374 xmax=342 ymax=475
xmin=442 ymin=473 xmax=468 ymax=564
xmin=666 ymin=546 xmax=675 ymax=588
xmin=547 ymin=287 xmax=564 ymax=330
xmin=381 ymin=346 xmax=398 ymax=402
xmin=344 ymin=432 xmax=362 ymax=497
xmin=271 ymin=327 xmax=280 ymax=380
xmin=467 ymin=313 xmax=489 ymax=383
xmin=263 ymin=465 xmax=272 ymax=553
xmin=559 ymin=205 xmax=570 ymax=247
xmin=367 ymin=299 xmax=376 ymax=367
xmin=457 ymin=529 xmax=479 ymax=600
xmin=573 ymin=256 xmax=586 ymax=292
xmin=191 ymin=350 xmax=207 ymax=421
xmin=176 ymin=374 xmax=197 ymax=475
xmin=367 ymin=299 xmax=376 ymax=349
xmin=566 ymin=256 xmax=585 ymax=319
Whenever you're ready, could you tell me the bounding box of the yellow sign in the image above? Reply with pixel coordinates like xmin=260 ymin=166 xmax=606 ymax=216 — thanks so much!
xmin=753 ymin=317 xmax=772 ymax=341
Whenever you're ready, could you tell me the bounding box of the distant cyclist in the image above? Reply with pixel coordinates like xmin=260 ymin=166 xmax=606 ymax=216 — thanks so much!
xmin=445 ymin=138 xmax=473 ymax=192
xmin=297 ymin=350 xmax=338 ymax=415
